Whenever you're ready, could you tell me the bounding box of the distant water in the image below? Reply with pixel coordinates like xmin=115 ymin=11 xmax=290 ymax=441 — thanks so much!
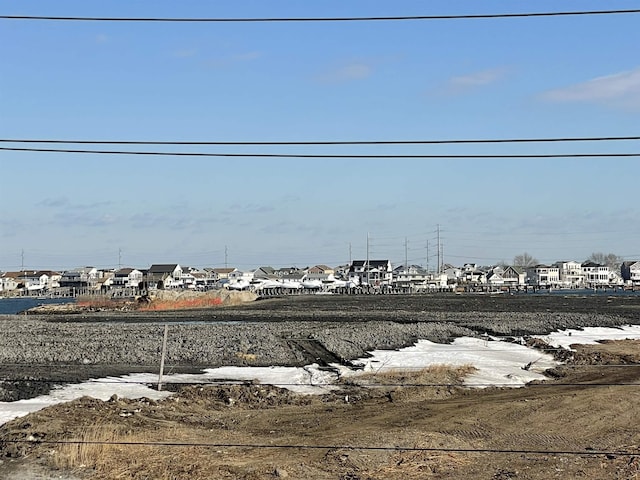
xmin=0 ymin=297 xmax=75 ymax=315
xmin=526 ymin=288 xmax=640 ymax=296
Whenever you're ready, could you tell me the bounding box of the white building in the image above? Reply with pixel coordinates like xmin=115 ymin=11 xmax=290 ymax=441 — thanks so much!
xmin=147 ymin=264 xmax=183 ymax=289
xmin=554 ymin=261 xmax=585 ymax=287
xmin=621 ymin=261 xmax=640 ymax=285
xmin=581 ymin=262 xmax=610 ymax=285
xmin=526 ymin=265 xmax=560 ymax=287
xmin=348 ymin=260 xmax=393 ymax=287
xmin=113 ymin=268 xmax=144 ymax=288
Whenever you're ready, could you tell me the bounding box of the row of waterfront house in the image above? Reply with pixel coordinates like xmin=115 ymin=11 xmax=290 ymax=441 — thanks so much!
xmin=1 ymin=259 xmax=640 ymax=295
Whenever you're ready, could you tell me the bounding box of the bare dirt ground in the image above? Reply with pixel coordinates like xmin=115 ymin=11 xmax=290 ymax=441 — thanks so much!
xmin=1 ymin=340 xmax=640 ymax=479
xmin=2 ymin=294 xmax=640 ymax=479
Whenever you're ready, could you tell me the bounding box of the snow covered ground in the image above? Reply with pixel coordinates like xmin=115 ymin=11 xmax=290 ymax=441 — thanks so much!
xmin=339 ymin=337 xmax=559 ymax=387
xmin=535 ymin=325 xmax=640 ymax=350
xmin=2 ymin=325 xmax=640 ymax=426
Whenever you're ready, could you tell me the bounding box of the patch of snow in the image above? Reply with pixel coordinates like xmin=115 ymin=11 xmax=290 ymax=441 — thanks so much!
xmin=0 ymin=378 xmax=171 ymax=426
xmin=141 ymin=364 xmax=339 ymax=395
xmin=3 ymin=326 xmax=640 ymax=426
xmin=337 ymin=337 xmax=559 ymax=387
xmin=536 ymin=325 xmax=640 ymax=350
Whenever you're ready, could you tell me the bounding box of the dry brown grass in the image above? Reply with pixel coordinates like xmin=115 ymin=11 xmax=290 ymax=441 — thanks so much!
xmin=345 ymin=364 xmax=476 ymax=387
xmin=76 ymin=296 xmax=128 ymax=310
xmin=52 ymin=423 xmax=128 ymax=471
xmin=137 ymin=296 xmax=223 ymax=311
xmin=51 ymin=425 xmax=222 ymax=479
xmin=340 ymin=364 xmax=477 ymax=402
xmin=369 ymin=433 xmax=477 ymax=479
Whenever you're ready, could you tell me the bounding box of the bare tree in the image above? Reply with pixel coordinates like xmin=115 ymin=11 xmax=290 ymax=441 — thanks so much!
xmin=589 ymin=252 xmax=622 ymax=270
xmin=513 ymin=252 xmax=538 ymax=268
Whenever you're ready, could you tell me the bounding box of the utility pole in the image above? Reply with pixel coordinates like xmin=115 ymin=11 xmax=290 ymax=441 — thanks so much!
xmin=224 ymin=245 xmax=228 ymax=268
xmin=366 ymin=232 xmax=370 ymax=286
xmin=426 ymin=240 xmax=430 ymax=273
xmin=118 ymin=248 xmax=122 ymax=269
xmin=348 ymin=242 xmax=352 ymax=265
xmin=439 ymin=230 xmax=444 ymax=273
xmin=436 ymin=225 xmax=441 ymax=274
xmin=158 ymin=324 xmax=169 ymax=391
xmin=21 ymin=249 xmax=25 ymax=298
xmin=405 ymin=237 xmax=408 ymax=271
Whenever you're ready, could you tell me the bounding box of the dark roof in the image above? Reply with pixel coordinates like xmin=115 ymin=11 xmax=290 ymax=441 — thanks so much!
xmin=148 ymin=264 xmax=180 ymax=273
xmin=115 ymin=268 xmax=136 ymax=276
xmin=276 ymin=267 xmax=302 ymax=274
xmin=504 ymin=266 xmax=525 ymax=275
xmin=349 ymin=260 xmax=391 ymax=273
xmin=256 ymin=266 xmax=276 ymax=274
xmin=351 ymin=260 xmax=390 ymax=267
xmin=212 ymin=268 xmax=235 ymax=274
xmin=581 ymin=261 xmax=603 ymax=268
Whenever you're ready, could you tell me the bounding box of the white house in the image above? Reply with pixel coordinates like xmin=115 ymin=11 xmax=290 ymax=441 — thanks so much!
xmin=526 ymin=265 xmax=560 ymax=287
xmin=305 ymin=265 xmax=335 ymax=282
xmin=207 ymin=268 xmax=237 ymax=281
xmin=0 ymin=270 xmax=60 ymax=292
xmin=227 ymin=269 xmax=255 ymax=286
xmin=348 ymin=260 xmax=393 ymax=287
xmin=486 ymin=270 xmax=504 ymax=287
xmin=554 ymin=261 xmax=585 ymax=287
xmin=442 ymin=264 xmax=462 ymax=282
xmin=147 ymin=264 xmax=183 ymax=289
xmin=581 ymin=262 xmax=610 ymax=285
xmin=426 ymin=272 xmax=450 ymax=289
xmin=502 ymin=266 xmax=526 ymax=287
xmin=621 ymin=261 xmax=640 ymax=285
xmin=460 ymin=264 xmax=487 ymax=285
xmin=0 ymin=273 xmax=20 ymax=292
xmin=113 ymin=268 xmax=144 ymax=288
xmin=392 ymin=264 xmax=429 ymax=290
xmin=60 ymin=267 xmax=99 ymax=288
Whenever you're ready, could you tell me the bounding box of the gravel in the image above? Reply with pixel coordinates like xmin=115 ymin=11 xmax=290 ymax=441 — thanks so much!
xmin=1 ymin=293 xmax=638 ymax=400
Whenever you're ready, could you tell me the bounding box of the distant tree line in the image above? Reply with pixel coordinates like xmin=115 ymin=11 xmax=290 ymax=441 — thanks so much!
xmin=512 ymin=252 xmax=623 ymax=270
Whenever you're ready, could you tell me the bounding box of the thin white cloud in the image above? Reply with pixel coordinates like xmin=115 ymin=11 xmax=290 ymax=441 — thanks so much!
xmin=38 ymin=196 xmax=70 ymax=208
xmin=37 ymin=198 xmax=111 ymax=211
xmin=53 ymin=212 xmax=118 ymax=228
xmin=444 ymin=67 xmax=509 ymax=94
xmin=542 ymin=67 xmax=640 ymax=108
xmin=226 ymin=203 xmax=274 ymax=215
xmin=95 ymin=34 xmax=109 ymax=44
xmin=316 ymin=62 xmax=373 ymax=84
xmin=172 ymin=48 xmax=197 ymax=58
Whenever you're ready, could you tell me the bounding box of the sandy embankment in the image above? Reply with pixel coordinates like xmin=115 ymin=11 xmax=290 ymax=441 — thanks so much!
xmin=25 ymin=289 xmax=258 ymax=314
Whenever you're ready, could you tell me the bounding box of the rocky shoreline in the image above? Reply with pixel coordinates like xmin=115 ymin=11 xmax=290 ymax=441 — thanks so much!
xmin=1 ymin=294 xmax=639 ymax=401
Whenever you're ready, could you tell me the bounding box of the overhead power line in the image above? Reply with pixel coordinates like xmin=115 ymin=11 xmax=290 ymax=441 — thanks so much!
xmin=2 ymin=9 xmax=640 ymax=23
xmin=2 ymin=146 xmax=639 ymax=159
xmin=4 ymin=438 xmax=638 ymax=458
xmin=3 ymin=378 xmax=640 ymax=388
xmin=2 ymin=135 xmax=640 ymax=146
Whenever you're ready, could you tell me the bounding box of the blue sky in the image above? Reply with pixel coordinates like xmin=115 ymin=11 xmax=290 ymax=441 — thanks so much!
xmin=1 ymin=0 xmax=639 ymax=271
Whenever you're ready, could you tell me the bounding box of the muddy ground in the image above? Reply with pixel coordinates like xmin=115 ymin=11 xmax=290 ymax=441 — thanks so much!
xmin=1 ymin=294 xmax=640 ymax=478
xmin=1 ymin=340 xmax=640 ymax=479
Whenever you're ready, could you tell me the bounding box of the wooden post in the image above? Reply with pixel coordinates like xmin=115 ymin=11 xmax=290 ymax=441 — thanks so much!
xmin=158 ymin=324 xmax=168 ymax=391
